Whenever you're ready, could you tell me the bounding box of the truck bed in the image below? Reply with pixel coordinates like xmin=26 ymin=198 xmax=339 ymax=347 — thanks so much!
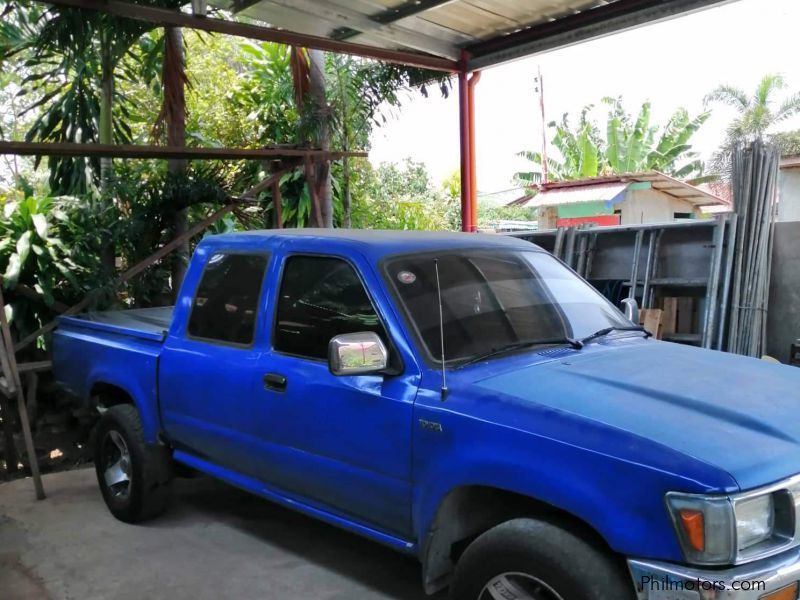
xmin=59 ymin=306 xmax=173 ymax=342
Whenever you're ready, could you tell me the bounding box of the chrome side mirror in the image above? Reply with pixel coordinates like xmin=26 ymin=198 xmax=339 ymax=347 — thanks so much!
xmin=328 ymin=332 xmax=388 ymax=376
xmin=621 ymin=298 xmax=640 ymax=325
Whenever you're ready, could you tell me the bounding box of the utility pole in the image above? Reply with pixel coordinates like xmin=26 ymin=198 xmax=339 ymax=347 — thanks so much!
xmin=535 ymin=66 xmax=548 ymax=184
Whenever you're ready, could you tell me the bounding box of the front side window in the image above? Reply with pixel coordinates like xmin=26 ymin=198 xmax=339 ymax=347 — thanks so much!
xmin=274 ymin=256 xmax=386 ymax=359
xmin=385 ymin=249 xmax=632 ymax=363
xmin=187 ymin=253 xmax=269 ymax=345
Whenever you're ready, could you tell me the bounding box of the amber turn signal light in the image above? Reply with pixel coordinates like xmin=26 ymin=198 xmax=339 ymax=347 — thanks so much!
xmin=760 ymin=582 xmax=798 ymax=600
xmin=679 ymin=509 xmax=705 ymax=552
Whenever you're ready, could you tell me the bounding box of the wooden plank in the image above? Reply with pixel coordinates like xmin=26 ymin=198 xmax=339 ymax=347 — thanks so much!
xmin=17 ymin=361 xmax=52 ymax=374
xmin=661 ymin=297 xmax=678 ymax=336
xmin=640 ymin=308 xmax=663 ymax=340
xmin=0 ymin=286 xmax=45 ymax=499
xmin=676 ymin=297 xmax=695 ymax=334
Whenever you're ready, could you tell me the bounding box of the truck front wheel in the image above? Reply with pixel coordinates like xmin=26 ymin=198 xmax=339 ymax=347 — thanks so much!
xmin=94 ymin=405 xmax=173 ymax=523
xmin=451 ymin=518 xmax=633 ymax=600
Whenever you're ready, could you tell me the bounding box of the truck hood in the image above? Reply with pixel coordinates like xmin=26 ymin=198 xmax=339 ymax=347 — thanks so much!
xmin=475 ymin=340 xmax=800 ymax=491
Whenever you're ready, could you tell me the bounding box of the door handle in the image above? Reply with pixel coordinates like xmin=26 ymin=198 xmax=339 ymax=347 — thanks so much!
xmin=264 ymin=373 xmax=287 ymax=392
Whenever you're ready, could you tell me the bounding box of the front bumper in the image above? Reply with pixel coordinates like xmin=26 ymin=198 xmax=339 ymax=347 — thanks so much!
xmin=629 ymin=547 xmax=800 ymax=599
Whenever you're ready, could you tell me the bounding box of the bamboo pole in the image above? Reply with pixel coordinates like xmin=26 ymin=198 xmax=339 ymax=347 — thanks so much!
xmin=0 ymin=286 xmax=45 ymax=499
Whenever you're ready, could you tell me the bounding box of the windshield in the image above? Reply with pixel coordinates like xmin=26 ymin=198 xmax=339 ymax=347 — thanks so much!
xmin=384 ymin=249 xmax=632 ymax=363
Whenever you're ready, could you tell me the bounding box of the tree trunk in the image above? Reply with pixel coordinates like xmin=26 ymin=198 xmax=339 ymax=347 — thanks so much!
xmin=164 ymin=26 xmax=189 ymax=298
xmin=337 ymin=64 xmax=352 ymax=228
xmin=307 ymin=49 xmax=333 ymax=228
xmin=99 ymin=34 xmax=116 ymax=274
xmin=341 ymin=155 xmax=351 ymax=228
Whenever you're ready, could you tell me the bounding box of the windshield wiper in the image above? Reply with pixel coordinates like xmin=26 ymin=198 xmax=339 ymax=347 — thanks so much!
xmin=459 ymin=337 xmax=583 ymax=368
xmin=579 ymin=325 xmax=651 ymax=346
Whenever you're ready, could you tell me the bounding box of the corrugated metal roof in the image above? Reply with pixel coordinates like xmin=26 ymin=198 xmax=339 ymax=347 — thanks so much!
xmin=511 ymin=172 xmax=727 ymax=208
xmin=527 ymin=182 xmax=628 ymax=207
xmin=208 ymin=0 xmax=732 ymax=69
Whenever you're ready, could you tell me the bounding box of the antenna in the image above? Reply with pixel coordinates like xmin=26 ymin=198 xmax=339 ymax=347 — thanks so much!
xmin=434 ymin=259 xmax=448 ymax=400
xmin=536 ymin=65 xmax=548 ymax=184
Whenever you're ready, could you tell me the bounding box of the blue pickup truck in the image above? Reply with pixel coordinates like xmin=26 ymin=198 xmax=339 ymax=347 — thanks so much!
xmin=53 ymin=230 xmax=800 ymax=600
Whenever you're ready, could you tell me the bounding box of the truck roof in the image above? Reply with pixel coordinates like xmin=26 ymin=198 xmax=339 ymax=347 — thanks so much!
xmin=203 ymin=229 xmax=539 ymax=257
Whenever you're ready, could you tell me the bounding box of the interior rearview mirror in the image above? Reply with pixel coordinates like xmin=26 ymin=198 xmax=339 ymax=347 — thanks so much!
xmin=620 ymin=298 xmax=640 ymax=325
xmin=328 ymin=332 xmax=388 ymax=376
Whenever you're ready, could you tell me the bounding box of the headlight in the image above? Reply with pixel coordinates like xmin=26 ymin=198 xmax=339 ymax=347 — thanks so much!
xmin=667 ymin=482 xmax=798 ymax=566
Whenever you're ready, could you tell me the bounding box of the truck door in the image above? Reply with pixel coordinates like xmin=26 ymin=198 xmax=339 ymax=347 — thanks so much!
xmin=158 ymin=250 xmax=271 ymax=476
xmin=257 ymin=253 xmax=419 ymax=537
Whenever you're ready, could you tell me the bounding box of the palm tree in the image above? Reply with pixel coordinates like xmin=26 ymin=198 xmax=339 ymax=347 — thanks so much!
xmin=705 ymin=74 xmax=800 ymax=177
xmin=706 ymin=74 xmax=800 ymax=141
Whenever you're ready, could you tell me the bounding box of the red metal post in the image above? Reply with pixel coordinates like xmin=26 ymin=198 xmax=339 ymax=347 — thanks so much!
xmin=468 ymin=70 xmax=481 ymax=232
xmin=458 ymin=62 xmax=472 ymax=233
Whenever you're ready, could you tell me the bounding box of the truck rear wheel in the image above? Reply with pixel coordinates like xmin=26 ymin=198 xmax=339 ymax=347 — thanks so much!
xmin=94 ymin=404 xmax=173 ymax=523
xmin=451 ymin=518 xmax=633 ymax=600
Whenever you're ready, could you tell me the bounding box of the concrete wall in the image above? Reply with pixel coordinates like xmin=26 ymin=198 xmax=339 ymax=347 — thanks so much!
xmin=778 ymin=167 xmax=800 ymax=222
xmin=618 ymin=189 xmax=701 ymax=225
xmin=766 ymin=221 xmax=800 ymax=363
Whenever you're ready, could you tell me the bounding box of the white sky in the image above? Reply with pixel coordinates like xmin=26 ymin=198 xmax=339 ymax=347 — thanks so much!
xmin=369 ymin=0 xmax=800 ymax=194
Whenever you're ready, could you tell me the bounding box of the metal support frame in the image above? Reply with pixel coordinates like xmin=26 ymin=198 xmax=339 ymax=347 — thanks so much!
xmin=30 ymin=0 xmax=458 ymax=72
xmin=458 ymin=51 xmax=480 ymax=233
xmin=628 ymin=229 xmax=645 ymax=301
xmin=458 ymin=65 xmax=471 ymax=232
xmin=0 ymin=141 xmax=364 ymax=161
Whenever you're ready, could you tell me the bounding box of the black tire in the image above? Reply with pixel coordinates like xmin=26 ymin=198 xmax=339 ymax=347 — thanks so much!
xmin=94 ymin=404 xmax=173 ymax=523
xmin=451 ymin=518 xmax=633 ymax=600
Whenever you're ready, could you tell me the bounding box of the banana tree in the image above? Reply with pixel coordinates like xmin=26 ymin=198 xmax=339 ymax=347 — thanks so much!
xmin=516 ymin=98 xmax=710 ymax=185
xmin=515 ymin=106 xmax=602 ymax=183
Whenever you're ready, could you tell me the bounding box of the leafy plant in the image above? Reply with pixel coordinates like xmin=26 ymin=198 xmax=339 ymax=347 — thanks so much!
xmin=515 ymin=98 xmax=710 ymax=184
xmin=351 ymin=159 xmax=456 ymax=231
xmin=0 ymin=193 xmax=88 ymax=347
xmin=706 ymin=74 xmax=800 ymax=176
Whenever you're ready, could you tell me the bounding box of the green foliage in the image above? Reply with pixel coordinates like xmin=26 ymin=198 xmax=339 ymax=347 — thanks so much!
xmin=477 ymin=204 xmax=537 ymax=229
xmin=706 ymin=74 xmax=800 ymax=177
xmin=770 ymin=130 xmax=800 ymax=157
xmin=706 ymin=74 xmax=800 ymax=142
xmin=228 ymin=41 xmax=300 ymax=146
xmin=108 ymin=162 xmax=228 ymax=305
xmin=0 ymin=192 xmax=105 ymax=348
xmin=516 ymin=98 xmax=709 ymax=184
xmin=352 ymin=159 xmax=456 ymax=231
xmin=1 ymin=0 xmax=186 ymax=194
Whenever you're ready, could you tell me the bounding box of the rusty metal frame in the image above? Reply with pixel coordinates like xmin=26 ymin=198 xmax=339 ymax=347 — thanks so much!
xmin=0 ymin=141 xmax=366 ymax=161
xmin=28 ymin=0 xmax=459 ymax=72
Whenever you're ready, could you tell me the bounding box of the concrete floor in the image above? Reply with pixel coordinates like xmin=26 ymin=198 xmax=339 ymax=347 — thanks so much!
xmin=0 ymin=469 xmax=428 ymax=600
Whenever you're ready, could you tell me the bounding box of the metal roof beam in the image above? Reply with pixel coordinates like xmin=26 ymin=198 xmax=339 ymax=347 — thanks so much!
xmin=257 ymin=0 xmax=460 ymax=59
xmin=0 ymin=141 xmax=367 ymax=161
xmin=369 ymin=0 xmax=459 ymax=25
xmin=466 ymin=0 xmax=735 ymax=70
xmin=29 ymin=0 xmax=459 ymax=71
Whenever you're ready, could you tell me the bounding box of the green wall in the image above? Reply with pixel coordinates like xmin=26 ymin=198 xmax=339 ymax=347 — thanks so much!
xmin=557 ymin=201 xmax=614 ymax=218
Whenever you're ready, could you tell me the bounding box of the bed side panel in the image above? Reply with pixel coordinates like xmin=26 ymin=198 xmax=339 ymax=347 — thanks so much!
xmin=52 ymin=323 xmax=162 ymax=443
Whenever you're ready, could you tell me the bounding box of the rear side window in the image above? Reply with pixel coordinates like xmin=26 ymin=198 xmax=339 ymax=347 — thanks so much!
xmin=274 ymin=256 xmax=387 ymax=359
xmin=188 ymin=253 xmax=269 ymax=345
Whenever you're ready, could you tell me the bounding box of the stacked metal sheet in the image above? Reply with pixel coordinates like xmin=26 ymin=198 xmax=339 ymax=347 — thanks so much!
xmin=725 ymin=141 xmax=781 ymax=357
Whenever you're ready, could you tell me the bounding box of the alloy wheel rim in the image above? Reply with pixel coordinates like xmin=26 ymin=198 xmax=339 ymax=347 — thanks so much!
xmin=479 ymin=572 xmax=565 ymax=600
xmin=102 ymin=429 xmax=132 ymax=499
